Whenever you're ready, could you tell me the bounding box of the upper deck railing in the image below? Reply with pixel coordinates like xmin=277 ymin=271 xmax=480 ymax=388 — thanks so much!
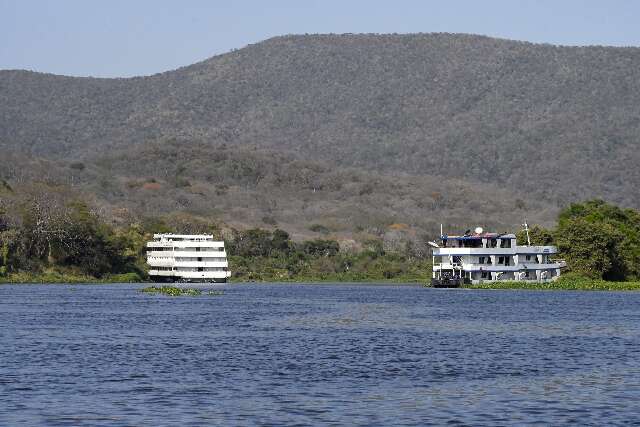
xmin=147 ymin=241 xmax=225 ymax=248
xmin=432 ymin=245 xmax=557 ymax=256
xmin=152 ymin=233 xmax=216 ymax=241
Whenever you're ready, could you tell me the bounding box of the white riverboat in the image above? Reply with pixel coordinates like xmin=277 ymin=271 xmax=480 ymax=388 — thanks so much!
xmin=430 ymin=225 xmax=565 ymax=288
xmin=146 ymin=234 xmax=231 ymax=283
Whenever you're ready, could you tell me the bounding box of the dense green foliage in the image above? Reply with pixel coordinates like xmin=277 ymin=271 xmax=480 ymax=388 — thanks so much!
xmin=0 ymin=190 xmax=145 ymax=280
xmin=0 ymin=188 xmax=431 ymax=283
xmin=1 ymin=187 xmax=638 ymax=286
xmin=556 ymin=200 xmax=640 ymax=280
xmin=465 ymin=274 xmax=640 ymax=291
xmin=515 ymin=225 xmax=554 ymax=246
xmin=517 ymin=200 xmax=640 ymax=281
xmin=227 ymin=228 xmax=429 ymax=282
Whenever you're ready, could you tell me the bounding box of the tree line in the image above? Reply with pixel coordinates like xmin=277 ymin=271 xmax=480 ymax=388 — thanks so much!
xmin=0 ymin=188 xmax=429 ymax=282
xmin=517 ymin=200 xmax=640 ymax=281
xmin=1 ymin=191 xmax=639 ymax=282
xmin=0 ymin=189 xmax=145 ymax=279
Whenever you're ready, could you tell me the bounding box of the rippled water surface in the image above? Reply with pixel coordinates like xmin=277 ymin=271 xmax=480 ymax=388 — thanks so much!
xmin=2 ymin=283 xmax=640 ymax=426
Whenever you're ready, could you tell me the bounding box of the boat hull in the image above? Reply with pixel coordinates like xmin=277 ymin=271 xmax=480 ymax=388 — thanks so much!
xmin=430 ymin=278 xmax=463 ymax=288
xmin=150 ymin=276 xmax=227 ymax=284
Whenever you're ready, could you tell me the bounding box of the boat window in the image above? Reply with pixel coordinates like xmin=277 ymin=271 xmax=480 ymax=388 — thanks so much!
xmin=462 ymin=239 xmax=482 ymax=248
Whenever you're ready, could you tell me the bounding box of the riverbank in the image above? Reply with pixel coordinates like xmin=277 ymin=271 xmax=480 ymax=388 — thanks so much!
xmin=0 ymin=270 xmax=142 ymax=284
xmin=0 ymin=263 xmax=431 ymax=284
xmin=463 ymin=275 xmax=640 ymax=291
xmin=0 ymin=276 xmax=424 ymax=285
xmin=3 ymin=270 xmax=640 ymax=291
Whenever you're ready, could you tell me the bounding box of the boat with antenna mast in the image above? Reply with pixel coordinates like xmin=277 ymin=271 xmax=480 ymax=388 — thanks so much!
xmin=428 ymin=222 xmax=565 ymax=288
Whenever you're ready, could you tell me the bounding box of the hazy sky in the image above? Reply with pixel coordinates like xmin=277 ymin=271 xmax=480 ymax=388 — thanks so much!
xmin=2 ymin=0 xmax=639 ymax=77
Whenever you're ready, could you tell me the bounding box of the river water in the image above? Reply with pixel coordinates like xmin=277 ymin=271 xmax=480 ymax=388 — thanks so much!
xmin=1 ymin=283 xmax=639 ymax=426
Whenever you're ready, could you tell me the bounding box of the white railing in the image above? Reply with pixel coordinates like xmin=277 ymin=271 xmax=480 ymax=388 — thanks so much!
xmin=433 ymin=263 xmax=463 ymax=269
xmin=433 ymin=248 xmax=517 ymax=256
xmin=176 ymin=271 xmax=231 ymax=279
xmin=515 ymin=245 xmax=558 ymax=254
xmin=147 ymin=241 xmax=225 ymax=248
xmin=147 ymin=260 xmax=175 ymax=267
xmin=433 ymin=246 xmax=558 ymax=256
xmin=435 ymin=262 xmax=564 ymax=272
xmin=148 ymin=270 xmax=174 ymax=276
xmin=146 ymin=251 xmax=227 ymax=258
xmin=172 ymin=261 xmax=228 ymax=268
xmin=148 ymin=270 xmax=231 ymax=278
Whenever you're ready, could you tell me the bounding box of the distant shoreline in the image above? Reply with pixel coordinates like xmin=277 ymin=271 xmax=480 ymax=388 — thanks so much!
xmin=3 ymin=279 xmax=640 ymax=291
xmin=0 ymin=279 xmax=422 ymax=286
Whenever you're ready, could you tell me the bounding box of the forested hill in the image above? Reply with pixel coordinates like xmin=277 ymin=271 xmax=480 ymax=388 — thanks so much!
xmin=1 ymin=33 xmax=640 ymax=209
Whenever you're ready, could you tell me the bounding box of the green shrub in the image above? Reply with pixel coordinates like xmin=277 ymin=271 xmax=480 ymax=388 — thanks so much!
xmin=106 ymin=272 xmax=142 ymax=283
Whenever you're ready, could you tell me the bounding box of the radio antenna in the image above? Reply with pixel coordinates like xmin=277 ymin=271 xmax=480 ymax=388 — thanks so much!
xmin=522 ymin=220 xmax=531 ymax=246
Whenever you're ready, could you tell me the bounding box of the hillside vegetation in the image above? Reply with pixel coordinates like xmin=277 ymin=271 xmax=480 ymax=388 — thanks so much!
xmin=2 ymin=33 xmax=640 ymax=210
xmin=1 ymin=194 xmax=638 ymax=285
xmin=0 ymin=140 xmax=554 ymax=239
xmin=2 ymin=33 xmax=640 ymax=252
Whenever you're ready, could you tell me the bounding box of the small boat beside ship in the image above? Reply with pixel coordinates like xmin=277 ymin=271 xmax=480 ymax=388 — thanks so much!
xmin=146 ymin=234 xmax=231 ymax=283
xmin=429 ymin=225 xmax=565 ymax=288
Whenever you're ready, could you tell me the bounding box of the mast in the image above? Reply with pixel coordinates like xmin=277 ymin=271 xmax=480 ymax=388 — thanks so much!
xmin=522 ymin=220 xmax=531 ymax=246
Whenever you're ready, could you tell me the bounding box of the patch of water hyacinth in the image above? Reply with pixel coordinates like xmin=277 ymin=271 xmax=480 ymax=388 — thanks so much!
xmin=140 ymin=286 xmax=225 ymax=296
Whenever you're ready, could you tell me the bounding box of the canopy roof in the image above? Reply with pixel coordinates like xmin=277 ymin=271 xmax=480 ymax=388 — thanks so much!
xmin=441 ymin=233 xmax=516 ymax=240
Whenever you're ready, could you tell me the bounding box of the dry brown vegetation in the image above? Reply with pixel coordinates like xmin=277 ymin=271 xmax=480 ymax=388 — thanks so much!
xmin=1 ymin=33 xmax=639 ymax=240
xmin=0 ymin=140 xmax=556 ymax=241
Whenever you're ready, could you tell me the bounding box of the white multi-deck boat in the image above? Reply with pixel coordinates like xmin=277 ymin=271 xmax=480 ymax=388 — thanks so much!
xmin=430 ymin=225 xmax=565 ymax=287
xmin=146 ymin=234 xmax=231 ymax=283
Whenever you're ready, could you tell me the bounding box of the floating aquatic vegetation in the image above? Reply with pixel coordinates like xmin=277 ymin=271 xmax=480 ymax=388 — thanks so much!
xmin=140 ymin=286 xmax=225 ymax=296
xmin=461 ymin=278 xmax=640 ymax=291
xmin=140 ymin=286 xmax=201 ymax=296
